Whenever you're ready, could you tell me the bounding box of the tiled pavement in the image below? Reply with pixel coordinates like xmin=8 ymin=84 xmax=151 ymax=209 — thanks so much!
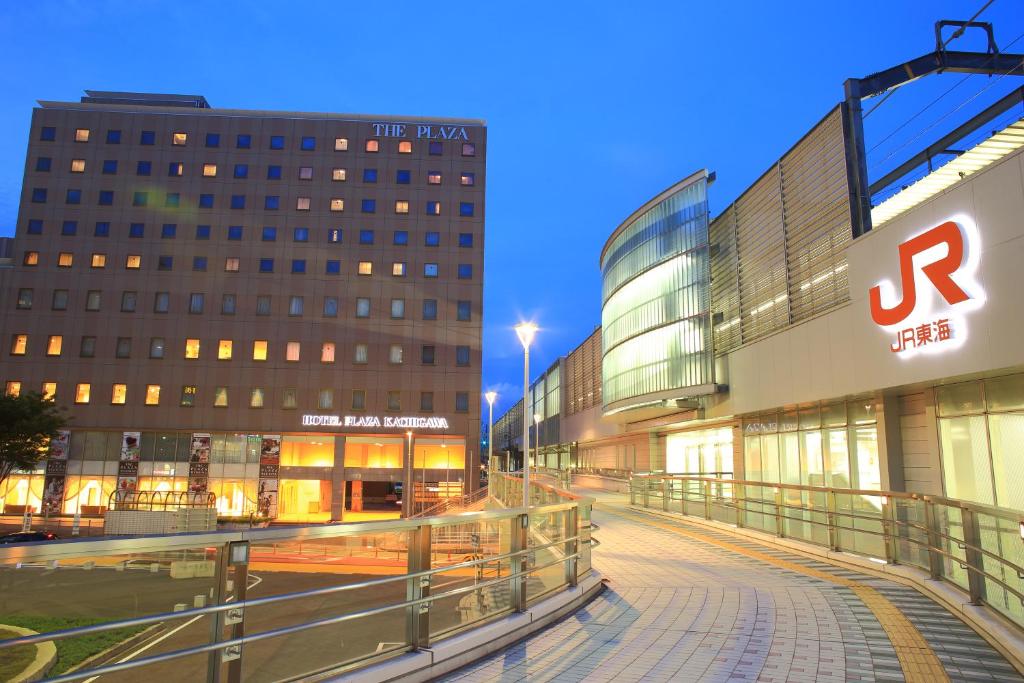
xmin=442 ymin=490 xmax=1023 ymax=683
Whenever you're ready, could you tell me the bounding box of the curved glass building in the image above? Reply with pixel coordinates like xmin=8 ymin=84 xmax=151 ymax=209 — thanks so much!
xmin=600 ymin=170 xmax=714 ymax=414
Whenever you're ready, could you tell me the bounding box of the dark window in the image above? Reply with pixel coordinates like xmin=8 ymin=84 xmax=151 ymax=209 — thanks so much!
xmin=421 ymin=345 xmax=436 ymax=364
xmin=227 ymin=225 xmax=243 ymax=240
xmin=195 ymin=225 xmax=211 ymax=240
xmin=95 ymin=222 xmax=110 ymax=237
xmin=129 ymin=223 xmax=145 ymax=238
xmin=352 ymin=390 xmax=366 ymax=410
xmin=106 ymin=129 xmax=121 ymax=144
xmin=80 ymin=336 xmax=96 ymax=357
xmin=26 ymin=219 xmax=42 ymax=235
xmin=425 ymin=232 xmax=440 ymax=247
xmin=420 ymin=392 xmax=434 ymax=412
xmin=35 ymin=157 xmax=51 ymax=172
xmin=459 ymin=202 xmax=475 ymax=217
xmin=158 ymin=255 xmax=173 ymax=271
xmin=230 ymin=195 xmax=245 ymax=210
xmin=461 ymin=143 xmax=476 ymax=157
xmin=455 ymin=392 xmax=469 ymax=412
xmin=66 ymin=189 xmax=82 ymax=204
xmin=429 ymin=141 xmax=443 ymax=155
xmin=31 ymin=188 xmax=47 ymax=203
xmin=61 ymin=221 xmax=77 ymax=236
xmin=102 ymin=159 xmax=117 ymax=174
xmin=221 ymin=293 xmax=236 ymax=314
xmin=458 ymin=264 xmax=473 ymax=279
xmin=165 ymin=192 xmax=180 ymax=207
xmin=361 ymin=199 xmax=375 ymax=213
xmin=267 ymin=165 xmax=282 ymax=180
xmin=264 ymin=195 xmax=280 ymax=210
xmin=269 ymin=135 xmax=285 ymax=150
xmin=359 ymin=229 xmax=374 ymax=245
xmin=234 ymin=164 xmax=248 ymax=179
xmin=132 ymin=191 xmax=147 ymax=207
xmin=140 ymin=130 xmax=155 ymax=145
xmin=422 ymin=299 xmax=437 ymax=320
xmin=154 ymin=292 xmax=170 ymax=313
xmin=396 ymin=169 xmax=411 ymax=184
xmin=327 ymin=228 xmax=342 ymax=243
xmin=456 ymin=345 xmax=470 ymax=366
xmin=40 ymin=126 xmax=56 ymax=141
xmin=98 ymin=190 xmax=114 ymax=205
xmin=256 ymin=295 xmax=271 ymax=315
xmin=323 ymin=297 xmax=338 ymax=316
xmin=259 ymin=258 xmax=274 ymax=273
xmin=161 ymin=224 xmax=177 ymax=239
xmin=120 ymin=293 xmax=137 ymax=313
xmin=168 ymin=162 xmax=183 ymax=177
xmin=205 ymin=133 xmax=220 ymax=148
xmin=363 ymin=168 xmax=377 ymax=183
xmin=424 ymin=263 xmax=439 ymax=278
xmin=116 ymin=337 xmax=132 ymax=358
xmin=291 ymin=259 xmax=306 ymax=274
xmin=461 ymin=172 xmax=476 ymax=186
xmin=262 ymin=226 xmax=277 ymax=241
xmin=236 ymin=134 xmax=251 ymax=149
xmin=293 ymin=227 xmax=309 ymax=242
xmin=136 ymin=160 xmax=151 ymax=176
xmin=194 ymin=256 xmax=209 ymax=271
xmin=300 ymin=136 xmax=316 ymax=151
xmin=459 ymin=233 xmax=473 ymax=248
xmin=189 ymin=293 xmax=204 ymax=314
xmin=457 ymin=300 xmax=471 ymax=321
xmin=326 ymin=260 xmax=340 ymax=274
xmin=199 ymin=194 xmax=214 ymax=208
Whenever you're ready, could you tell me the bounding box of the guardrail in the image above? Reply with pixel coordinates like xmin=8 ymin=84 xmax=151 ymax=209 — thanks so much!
xmin=411 ymin=486 xmax=490 ymax=518
xmin=630 ymin=474 xmax=1024 ymax=630
xmin=0 ymin=478 xmax=593 ymax=682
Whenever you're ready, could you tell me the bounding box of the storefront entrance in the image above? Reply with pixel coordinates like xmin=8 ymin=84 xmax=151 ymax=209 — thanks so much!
xmin=277 ymin=478 xmax=331 ymax=523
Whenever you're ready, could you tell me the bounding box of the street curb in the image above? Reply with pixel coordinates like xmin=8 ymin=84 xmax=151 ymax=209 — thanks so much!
xmin=2 ymin=625 xmax=56 ymax=683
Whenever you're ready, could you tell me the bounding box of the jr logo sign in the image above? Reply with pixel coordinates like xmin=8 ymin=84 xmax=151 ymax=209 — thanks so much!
xmin=868 ymin=216 xmax=984 ymax=356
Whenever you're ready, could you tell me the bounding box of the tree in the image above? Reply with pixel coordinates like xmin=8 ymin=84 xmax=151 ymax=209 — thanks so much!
xmin=0 ymin=392 xmax=68 ymax=490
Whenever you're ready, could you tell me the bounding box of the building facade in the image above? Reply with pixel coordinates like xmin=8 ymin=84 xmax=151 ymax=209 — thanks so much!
xmin=0 ymin=91 xmax=486 ymax=522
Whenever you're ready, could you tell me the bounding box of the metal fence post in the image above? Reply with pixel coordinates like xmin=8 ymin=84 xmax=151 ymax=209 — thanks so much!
xmin=643 ymin=478 xmax=649 ymax=508
xmin=206 ymin=541 xmax=231 ymax=682
xmin=960 ymin=507 xmax=986 ymax=606
xmin=629 ymin=478 xmax=636 ymax=505
xmin=510 ymin=513 xmax=529 ymax=612
xmin=662 ymin=479 xmax=669 ymax=512
xmin=564 ymin=506 xmax=578 ymax=587
xmin=826 ymin=491 xmax=840 ymax=551
xmin=703 ymin=480 xmax=712 ymax=520
xmin=774 ymin=488 xmax=785 ymax=538
xmin=734 ymin=484 xmax=744 ymax=529
xmin=882 ymin=497 xmax=898 ymax=564
xmin=925 ymin=500 xmax=943 ymax=580
xmin=406 ymin=524 xmax=432 ymax=649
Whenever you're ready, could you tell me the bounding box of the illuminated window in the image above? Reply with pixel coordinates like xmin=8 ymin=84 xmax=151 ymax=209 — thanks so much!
xmin=282 ymin=388 xmax=298 ymax=409
xmin=321 ymin=342 xmax=335 ymax=363
xmin=172 ymin=132 xmax=187 ymax=146
xmin=389 ymin=344 xmax=403 ymax=364
xmin=332 ymin=168 xmax=346 ymax=181
xmin=185 ymin=338 xmax=200 ymax=359
xmin=354 ymin=344 xmax=368 ymax=364
xmin=462 ymin=143 xmax=476 ymax=157
xmin=358 ymin=261 xmax=372 ymax=276
xmin=390 ymin=299 xmax=405 ymax=319
xmin=111 ymin=384 xmax=126 ymax=405
xmin=424 ymin=263 xmax=438 ymax=278
xmin=46 ymin=335 xmax=62 ymax=356
xmin=16 ymin=289 xmax=32 ymax=309
xmin=91 ymin=253 xmax=106 ymax=268
xmin=330 ymin=198 xmax=344 ymax=212
xmin=10 ymin=334 xmax=27 ymax=355
xmin=202 ymin=163 xmax=217 ymax=177
xmin=149 ymin=338 xmax=165 ymax=358
xmin=144 ymin=384 xmax=160 ymax=405
xmin=168 ymin=162 xmax=184 ymax=177
xmin=428 ymin=171 xmax=442 ymax=185
xmin=225 ymin=257 xmax=240 ymax=272
xmin=395 ymin=201 xmax=409 ymax=214
xmin=398 ymin=141 xmax=412 ymax=153
xmin=214 ymin=387 xmax=228 ymax=407
xmin=6 ymin=381 xmax=21 ymax=397
xmin=387 ymin=391 xmax=401 ymax=411
xmin=253 ymin=340 xmax=268 ymax=360
xmin=298 ymin=166 xmax=313 ymax=180
xmin=335 ymin=137 xmax=349 ymax=151
xmin=218 ymin=340 xmax=233 ymax=360
xmin=41 ymin=382 xmax=56 ymax=400
xmin=23 ymin=251 xmax=39 ymax=266
xmin=75 ymin=383 xmax=91 ymax=404
xmin=392 ymin=262 xmax=406 ymax=277
xmin=70 ymin=159 xmax=86 ymax=173
xmin=426 ymin=201 xmax=441 ymax=215
xmin=460 ymin=172 xmax=475 ymax=186
xmin=75 ymin=128 xmax=90 ymax=142
xmin=126 ymin=255 xmax=141 ymax=269
xmin=296 ymin=197 xmax=311 ymax=211
xmin=365 ymin=139 xmax=379 ymax=152
xmin=58 ymin=252 xmax=73 ymax=267
xmin=286 ymin=341 xmax=300 ymax=361
xmin=250 ymin=388 xmax=264 ymax=408
xmin=318 ymin=389 xmax=334 ymax=409
xmin=180 ymin=385 xmax=197 ymax=407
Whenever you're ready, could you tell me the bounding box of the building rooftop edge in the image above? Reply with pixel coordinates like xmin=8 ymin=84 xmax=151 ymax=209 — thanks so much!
xmin=36 ymin=99 xmax=487 ymax=127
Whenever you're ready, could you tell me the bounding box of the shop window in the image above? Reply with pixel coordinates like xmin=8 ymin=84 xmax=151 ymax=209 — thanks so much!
xmin=413 ymin=439 xmax=466 ymax=469
xmin=281 ymin=436 xmax=334 ymax=467
xmin=344 ymin=437 xmax=402 ymax=468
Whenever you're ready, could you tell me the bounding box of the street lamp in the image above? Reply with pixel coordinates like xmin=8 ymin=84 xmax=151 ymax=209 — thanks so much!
xmin=485 ymin=391 xmax=497 ymax=476
xmin=405 ymin=430 xmax=413 ymax=516
xmin=514 ymin=322 xmax=538 ymax=509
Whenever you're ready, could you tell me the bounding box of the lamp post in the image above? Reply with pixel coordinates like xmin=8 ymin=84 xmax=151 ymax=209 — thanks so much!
xmin=514 ymin=322 xmax=538 ymax=509
xmin=485 ymin=391 xmax=497 ymax=478
xmin=404 ymin=430 xmax=413 ymax=516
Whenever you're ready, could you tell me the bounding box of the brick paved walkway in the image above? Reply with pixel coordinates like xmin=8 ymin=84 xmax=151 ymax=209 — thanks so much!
xmin=443 ymin=490 xmax=1023 ymax=683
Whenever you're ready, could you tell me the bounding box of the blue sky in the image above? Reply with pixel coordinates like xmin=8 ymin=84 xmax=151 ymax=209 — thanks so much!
xmin=1 ymin=1 xmax=1021 ymax=419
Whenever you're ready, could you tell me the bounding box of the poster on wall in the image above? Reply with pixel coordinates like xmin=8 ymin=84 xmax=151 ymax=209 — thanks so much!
xmin=189 ymin=433 xmax=212 ymax=494
xmin=42 ymin=475 xmax=65 ymax=515
xmin=42 ymin=430 xmax=71 ymax=514
xmin=48 ymin=430 xmax=70 ymax=460
xmin=258 ymin=435 xmax=281 ymax=518
xmin=116 ymin=432 xmax=141 ymax=495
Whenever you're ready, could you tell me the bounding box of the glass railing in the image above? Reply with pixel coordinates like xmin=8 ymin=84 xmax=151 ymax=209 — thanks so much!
xmin=630 ymin=474 xmax=1024 ymax=630
xmin=0 ymin=480 xmax=593 ymax=682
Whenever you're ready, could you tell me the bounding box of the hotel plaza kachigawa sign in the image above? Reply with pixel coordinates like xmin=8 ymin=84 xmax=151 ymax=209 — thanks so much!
xmin=868 ymin=215 xmax=985 ymax=358
xmin=301 ymin=414 xmax=451 ymax=429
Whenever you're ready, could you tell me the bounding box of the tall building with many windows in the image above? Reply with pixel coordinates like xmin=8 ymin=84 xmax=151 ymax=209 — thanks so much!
xmin=0 ymin=91 xmax=485 ymax=522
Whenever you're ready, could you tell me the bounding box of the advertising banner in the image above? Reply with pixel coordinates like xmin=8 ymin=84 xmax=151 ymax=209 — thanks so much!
xmin=42 ymin=475 xmax=65 ymax=515
xmin=116 ymin=432 xmax=141 ymax=493
xmin=189 ymin=433 xmax=212 ymax=493
xmin=258 ymin=435 xmax=281 ymax=518
xmin=43 ymin=429 xmax=71 ymax=514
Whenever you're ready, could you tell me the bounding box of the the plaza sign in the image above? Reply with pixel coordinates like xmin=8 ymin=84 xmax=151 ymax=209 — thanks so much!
xmin=301 ymin=414 xmax=451 ymax=430
xmin=370 ymin=122 xmax=470 ymax=140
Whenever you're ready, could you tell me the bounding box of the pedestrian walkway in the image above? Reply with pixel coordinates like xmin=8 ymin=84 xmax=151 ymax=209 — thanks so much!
xmin=442 ymin=488 xmax=1023 ymax=683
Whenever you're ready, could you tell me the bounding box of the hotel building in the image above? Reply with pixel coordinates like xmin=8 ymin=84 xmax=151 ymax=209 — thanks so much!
xmin=0 ymin=91 xmax=486 ymax=522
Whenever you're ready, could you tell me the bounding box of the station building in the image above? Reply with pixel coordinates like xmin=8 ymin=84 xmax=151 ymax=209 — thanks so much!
xmin=0 ymin=91 xmax=485 ymax=522
xmin=495 ymin=85 xmax=1024 ymax=511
